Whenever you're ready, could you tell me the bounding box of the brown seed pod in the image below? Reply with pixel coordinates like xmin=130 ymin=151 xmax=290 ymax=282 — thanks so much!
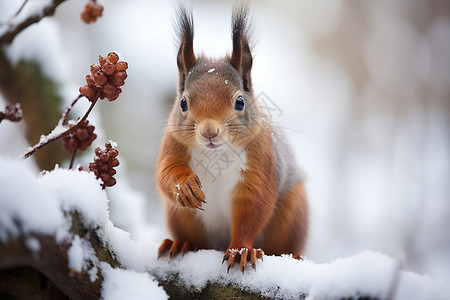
xmin=107 ymin=52 xmax=119 ymax=64
xmin=81 ymin=52 xmax=128 ymax=102
xmin=79 ymin=85 xmax=96 ymax=101
xmin=102 ymin=62 xmax=116 ymax=76
xmin=81 ymin=1 xmax=104 ymax=24
xmin=62 ymin=119 xmax=97 ymax=152
xmin=86 ymin=75 xmax=96 ymax=87
xmin=94 ymin=71 xmax=108 ymax=86
xmin=1 ymin=103 xmax=23 ymax=123
xmin=90 ymin=64 xmax=101 ymax=75
xmin=115 ymin=61 xmax=128 ymax=72
xmin=89 ymin=142 xmax=119 ymax=189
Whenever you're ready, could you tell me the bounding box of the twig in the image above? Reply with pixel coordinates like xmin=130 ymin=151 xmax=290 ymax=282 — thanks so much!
xmin=1 ymin=0 xmax=30 ymax=28
xmin=69 ymin=148 xmax=77 ymax=169
xmin=0 ymin=0 xmax=67 ymax=46
xmin=23 ymin=94 xmax=98 ymax=159
xmin=59 ymin=94 xmax=82 ymax=126
xmin=15 ymin=0 xmax=30 ymax=18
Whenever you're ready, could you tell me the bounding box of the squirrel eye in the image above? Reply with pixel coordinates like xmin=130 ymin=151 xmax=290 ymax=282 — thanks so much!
xmin=180 ymin=97 xmax=188 ymax=112
xmin=234 ymin=96 xmax=244 ymax=111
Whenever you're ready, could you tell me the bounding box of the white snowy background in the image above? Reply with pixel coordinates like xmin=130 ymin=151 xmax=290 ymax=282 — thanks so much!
xmin=0 ymin=0 xmax=449 ymax=299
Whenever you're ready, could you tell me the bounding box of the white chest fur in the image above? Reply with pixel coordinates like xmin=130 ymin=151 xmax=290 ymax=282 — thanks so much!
xmin=189 ymin=146 xmax=247 ymax=249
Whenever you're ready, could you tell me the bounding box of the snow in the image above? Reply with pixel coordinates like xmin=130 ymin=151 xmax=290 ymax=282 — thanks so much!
xmin=0 ymin=159 xmax=64 ymax=241
xmin=394 ymin=272 xmax=447 ymax=300
xmin=141 ymin=249 xmax=447 ymax=300
xmin=0 ymin=153 xmax=448 ymax=299
xmin=108 ymin=140 xmax=118 ymax=148
xmin=67 ymin=234 xmax=99 ymax=282
xmin=101 ymin=263 xmax=168 ymax=300
xmin=0 ymin=159 xmax=109 ymax=240
xmin=25 ymin=237 xmax=41 ymax=253
xmin=39 ymin=167 xmax=109 ymax=228
xmin=68 ymin=235 xmax=85 ymax=272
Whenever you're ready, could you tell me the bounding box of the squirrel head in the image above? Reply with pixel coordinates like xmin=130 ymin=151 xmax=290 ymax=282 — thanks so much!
xmin=168 ymin=4 xmax=264 ymax=150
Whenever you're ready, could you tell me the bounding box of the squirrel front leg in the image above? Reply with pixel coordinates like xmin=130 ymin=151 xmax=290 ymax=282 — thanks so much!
xmin=157 ymin=137 xmax=205 ymax=210
xmin=223 ymin=139 xmax=278 ymax=273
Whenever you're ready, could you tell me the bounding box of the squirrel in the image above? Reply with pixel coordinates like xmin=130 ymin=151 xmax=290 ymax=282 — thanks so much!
xmin=156 ymin=4 xmax=308 ymax=273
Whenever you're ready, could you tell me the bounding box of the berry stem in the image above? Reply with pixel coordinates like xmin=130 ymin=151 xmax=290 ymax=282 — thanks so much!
xmin=69 ymin=148 xmax=77 ymax=169
xmin=0 ymin=112 xmax=4 ymax=124
xmin=23 ymin=93 xmax=99 ymax=159
xmin=59 ymin=94 xmax=83 ymax=126
xmin=14 ymin=0 xmax=30 ymax=18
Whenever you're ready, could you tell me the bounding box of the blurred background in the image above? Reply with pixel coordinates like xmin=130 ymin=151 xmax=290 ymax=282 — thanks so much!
xmin=1 ymin=0 xmax=449 ymax=291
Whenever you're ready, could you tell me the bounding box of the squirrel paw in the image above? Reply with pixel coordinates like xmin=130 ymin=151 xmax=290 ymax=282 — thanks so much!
xmin=293 ymin=253 xmax=305 ymax=261
xmin=157 ymin=238 xmax=192 ymax=261
xmin=174 ymin=174 xmax=206 ymax=210
xmin=222 ymin=247 xmax=264 ymax=274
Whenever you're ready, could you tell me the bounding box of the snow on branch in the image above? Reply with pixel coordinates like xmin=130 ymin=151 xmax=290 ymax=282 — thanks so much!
xmin=0 ymin=160 xmax=447 ymax=299
xmin=0 ymin=0 xmax=67 ymax=46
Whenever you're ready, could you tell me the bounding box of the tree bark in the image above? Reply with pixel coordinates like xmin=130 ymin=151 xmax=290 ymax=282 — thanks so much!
xmin=0 ymin=212 xmax=115 ymax=300
xmin=0 ymin=211 xmax=281 ymax=300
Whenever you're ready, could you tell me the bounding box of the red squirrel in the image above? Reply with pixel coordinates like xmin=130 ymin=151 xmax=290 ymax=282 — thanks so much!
xmin=157 ymin=4 xmax=308 ymax=273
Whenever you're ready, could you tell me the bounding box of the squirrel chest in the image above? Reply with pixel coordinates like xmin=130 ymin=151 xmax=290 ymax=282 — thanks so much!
xmin=189 ymin=146 xmax=247 ymax=249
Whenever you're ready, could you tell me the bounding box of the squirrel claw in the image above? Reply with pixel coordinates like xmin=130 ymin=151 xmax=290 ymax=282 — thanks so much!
xmin=181 ymin=241 xmax=190 ymax=257
xmin=240 ymin=249 xmax=248 ymax=274
xmin=293 ymin=253 xmax=304 ymax=261
xmin=223 ymin=247 xmax=264 ymax=274
xmin=251 ymin=260 xmax=256 ymax=270
xmin=175 ymin=174 xmax=206 ymax=209
xmin=158 ymin=239 xmax=192 ymax=261
xmin=157 ymin=239 xmax=173 ymax=260
xmin=227 ymin=258 xmax=235 ymax=273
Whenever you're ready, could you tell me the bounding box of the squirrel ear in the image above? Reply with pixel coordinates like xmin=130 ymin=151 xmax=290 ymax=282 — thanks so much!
xmin=176 ymin=5 xmax=196 ymax=92
xmin=230 ymin=4 xmax=253 ymax=92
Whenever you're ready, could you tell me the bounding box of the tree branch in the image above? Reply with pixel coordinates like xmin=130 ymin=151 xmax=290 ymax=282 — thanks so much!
xmin=0 ymin=0 xmax=67 ymax=46
xmin=0 ymin=211 xmax=122 ymax=300
xmin=22 ymin=95 xmax=98 ymax=159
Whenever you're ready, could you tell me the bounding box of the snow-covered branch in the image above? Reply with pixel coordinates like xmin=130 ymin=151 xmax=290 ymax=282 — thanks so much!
xmin=0 ymin=160 xmax=447 ymax=299
xmin=0 ymin=217 xmax=105 ymax=300
xmin=0 ymin=0 xmax=67 ymax=46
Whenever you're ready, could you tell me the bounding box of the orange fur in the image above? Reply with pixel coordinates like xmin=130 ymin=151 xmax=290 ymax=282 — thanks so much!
xmin=229 ymin=128 xmax=278 ymax=249
xmin=156 ymin=4 xmax=308 ymax=272
xmin=262 ymin=182 xmax=309 ymax=255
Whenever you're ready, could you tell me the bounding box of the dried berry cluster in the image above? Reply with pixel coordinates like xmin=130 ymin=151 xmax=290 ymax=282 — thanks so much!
xmin=79 ymin=52 xmax=128 ymax=102
xmin=89 ymin=142 xmax=119 ymax=188
xmin=81 ymin=1 xmax=104 ymax=24
xmin=61 ymin=119 xmax=97 ymax=153
xmin=0 ymin=103 xmax=23 ymax=123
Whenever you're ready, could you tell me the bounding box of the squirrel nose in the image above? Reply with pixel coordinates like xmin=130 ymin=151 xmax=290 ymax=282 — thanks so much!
xmin=201 ymin=128 xmax=219 ymax=139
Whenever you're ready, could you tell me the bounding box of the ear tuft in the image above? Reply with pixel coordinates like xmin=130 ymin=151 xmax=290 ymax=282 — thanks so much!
xmin=230 ymin=3 xmax=253 ymax=92
xmin=175 ymin=4 xmax=196 ymax=92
